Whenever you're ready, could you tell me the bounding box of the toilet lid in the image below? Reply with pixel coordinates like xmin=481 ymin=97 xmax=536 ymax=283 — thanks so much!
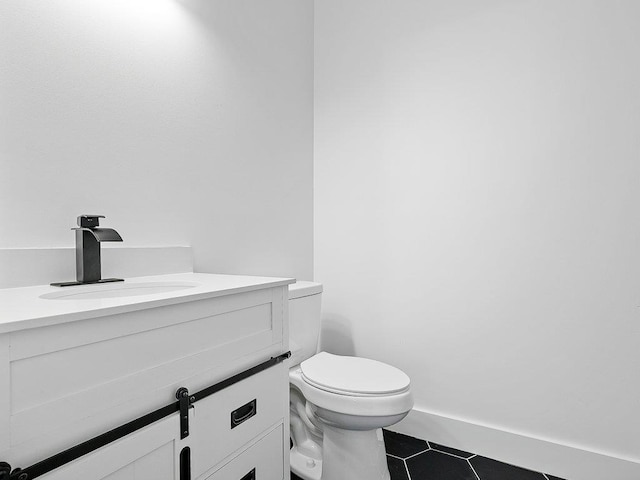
xmin=300 ymin=352 xmax=410 ymax=396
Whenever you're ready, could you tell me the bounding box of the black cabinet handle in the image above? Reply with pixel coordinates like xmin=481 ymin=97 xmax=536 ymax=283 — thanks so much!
xmin=179 ymin=447 xmax=191 ymax=480
xmin=240 ymin=468 xmax=256 ymax=480
xmin=231 ymin=399 xmax=257 ymax=429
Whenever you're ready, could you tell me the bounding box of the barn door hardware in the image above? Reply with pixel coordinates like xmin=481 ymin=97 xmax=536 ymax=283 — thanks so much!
xmin=0 ymin=352 xmax=291 ymax=480
xmin=176 ymin=387 xmax=195 ymax=439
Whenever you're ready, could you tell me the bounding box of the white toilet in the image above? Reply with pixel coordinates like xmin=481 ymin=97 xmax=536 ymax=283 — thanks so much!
xmin=288 ymin=281 xmax=413 ymax=480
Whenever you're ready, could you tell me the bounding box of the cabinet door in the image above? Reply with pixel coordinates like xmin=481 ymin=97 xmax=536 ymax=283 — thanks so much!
xmin=39 ymin=410 xmax=187 ymax=480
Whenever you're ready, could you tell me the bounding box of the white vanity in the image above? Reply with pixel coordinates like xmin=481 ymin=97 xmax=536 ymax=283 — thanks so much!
xmin=0 ymin=272 xmax=295 ymax=480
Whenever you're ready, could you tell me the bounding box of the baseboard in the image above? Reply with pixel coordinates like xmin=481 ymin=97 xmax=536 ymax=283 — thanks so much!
xmin=389 ymin=407 xmax=640 ymax=480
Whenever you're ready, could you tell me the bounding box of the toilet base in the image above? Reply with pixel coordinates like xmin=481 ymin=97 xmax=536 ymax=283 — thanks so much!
xmin=291 ymin=446 xmax=323 ymax=480
xmin=321 ymin=425 xmax=390 ymax=480
xmin=291 ymin=426 xmax=390 ymax=480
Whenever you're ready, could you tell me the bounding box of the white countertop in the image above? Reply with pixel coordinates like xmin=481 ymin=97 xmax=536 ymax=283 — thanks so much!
xmin=0 ymin=272 xmax=295 ymax=333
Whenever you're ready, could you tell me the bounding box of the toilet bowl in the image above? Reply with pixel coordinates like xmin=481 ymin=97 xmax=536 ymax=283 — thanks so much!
xmin=288 ymin=283 xmax=413 ymax=480
xmin=290 ymin=353 xmax=413 ymax=480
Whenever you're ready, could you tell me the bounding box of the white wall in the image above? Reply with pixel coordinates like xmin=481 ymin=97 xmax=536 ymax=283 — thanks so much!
xmin=0 ymin=0 xmax=313 ymax=280
xmin=314 ymin=0 xmax=640 ymax=476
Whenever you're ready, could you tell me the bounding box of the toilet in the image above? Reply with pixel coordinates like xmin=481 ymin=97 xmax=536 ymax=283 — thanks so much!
xmin=288 ymin=281 xmax=413 ymax=480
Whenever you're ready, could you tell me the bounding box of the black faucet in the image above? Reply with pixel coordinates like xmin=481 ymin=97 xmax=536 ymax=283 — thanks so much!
xmin=51 ymin=215 xmax=124 ymax=287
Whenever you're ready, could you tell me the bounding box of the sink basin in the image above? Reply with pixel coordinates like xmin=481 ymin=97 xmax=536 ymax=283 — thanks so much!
xmin=40 ymin=281 xmax=199 ymax=300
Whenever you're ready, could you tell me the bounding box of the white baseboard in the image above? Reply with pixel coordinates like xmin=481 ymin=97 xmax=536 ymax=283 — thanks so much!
xmin=390 ymin=407 xmax=640 ymax=480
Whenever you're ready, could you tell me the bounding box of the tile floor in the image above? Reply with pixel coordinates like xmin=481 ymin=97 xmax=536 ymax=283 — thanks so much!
xmin=292 ymin=430 xmax=567 ymax=480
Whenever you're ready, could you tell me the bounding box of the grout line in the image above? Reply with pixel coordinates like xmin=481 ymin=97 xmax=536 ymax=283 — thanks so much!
xmin=387 ymin=453 xmax=405 ymax=460
xmin=467 ymin=459 xmax=481 ymax=480
xmin=430 ymin=447 xmax=475 ymax=461
xmin=403 ymin=459 xmax=412 ymax=480
xmin=402 ymin=447 xmax=431 ymax=461
xmin=543 ymin=475 xmax=550 ymax=480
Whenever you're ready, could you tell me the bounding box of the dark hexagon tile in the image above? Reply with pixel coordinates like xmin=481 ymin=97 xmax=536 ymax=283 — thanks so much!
xmin=383 ymin=429 xmax=429 ymax=458
xmin=387 ymin=455 xmax=410 ymax=480
xmin=546 ymin=476 xmax=567 ymax=480
xmin=429 ymin=442 xmax=475 ymax=459
xmin=406 ymin=450 xmax=477 ymax=480
xmin=291 ymin=473 xmax=303 ymax=480
xmin=470 ymin=456 xmax=546 ymax=480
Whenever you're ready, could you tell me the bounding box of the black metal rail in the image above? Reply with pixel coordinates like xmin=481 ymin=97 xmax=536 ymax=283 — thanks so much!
xmin=0 ymin=352 xmax=291 ymax=480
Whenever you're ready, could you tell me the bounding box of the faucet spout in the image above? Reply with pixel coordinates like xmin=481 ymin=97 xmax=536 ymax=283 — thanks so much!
xmin=73 ymin=227 xmax=123 ymax=243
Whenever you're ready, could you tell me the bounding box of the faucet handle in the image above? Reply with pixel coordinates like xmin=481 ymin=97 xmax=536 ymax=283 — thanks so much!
xmin=77 ymin=215 xmax=105 ymax=228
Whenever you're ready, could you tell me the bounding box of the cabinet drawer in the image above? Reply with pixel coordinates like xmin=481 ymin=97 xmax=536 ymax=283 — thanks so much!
xmin=191 ymin=362 xmax=288 ymax=477
xmin=200 ymin=425 xmax=284 ymax=480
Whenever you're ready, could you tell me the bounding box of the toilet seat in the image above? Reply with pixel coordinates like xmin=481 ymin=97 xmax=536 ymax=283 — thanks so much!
xmin=301 ymin=352 xmax=410 ymax=397
xmin=290 ymin=353 xmax=413 ymax=417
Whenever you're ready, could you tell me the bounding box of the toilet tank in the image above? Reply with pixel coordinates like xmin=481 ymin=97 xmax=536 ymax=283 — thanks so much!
xmin=288 ymin=281 xmax=323 ymax=367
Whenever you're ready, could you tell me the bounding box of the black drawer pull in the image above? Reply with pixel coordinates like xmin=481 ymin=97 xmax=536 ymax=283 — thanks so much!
xmin=240 ymin=468 xmax=256 ymax=480
xmin=231 ymin=399 xmax=257 ymax=428
xmin=179 ymin=447 xmax=190 ymax=480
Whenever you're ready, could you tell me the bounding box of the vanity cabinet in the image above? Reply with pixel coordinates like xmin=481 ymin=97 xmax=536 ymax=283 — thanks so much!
xmin=0 ymin=274 xmax=293 ymax=480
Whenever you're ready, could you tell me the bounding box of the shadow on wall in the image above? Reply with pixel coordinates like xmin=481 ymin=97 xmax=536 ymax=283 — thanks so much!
xmin=319 ymin=315 xmax=356 ymax=356
xmin=176 ymin=0 xmax=298 ymax=58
